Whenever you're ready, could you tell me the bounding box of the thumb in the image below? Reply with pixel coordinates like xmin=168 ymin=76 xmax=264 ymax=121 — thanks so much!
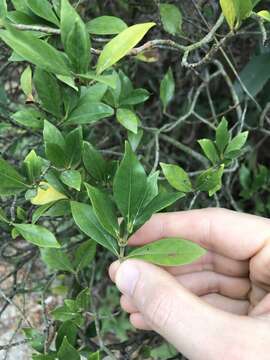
xmin=113 ymin=259 xmax=247 ymax=360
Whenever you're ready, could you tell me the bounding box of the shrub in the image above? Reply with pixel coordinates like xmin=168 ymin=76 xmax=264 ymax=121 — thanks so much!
xmin=0 ymin=0 xmax=269 ymax=359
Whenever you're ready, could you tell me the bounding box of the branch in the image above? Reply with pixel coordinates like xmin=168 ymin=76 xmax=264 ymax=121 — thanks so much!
xmin=11 ymin=15 xmax=225 ymax=62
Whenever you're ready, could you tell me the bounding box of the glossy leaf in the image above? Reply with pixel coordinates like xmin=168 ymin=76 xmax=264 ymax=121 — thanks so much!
xmin=113 ymin=141 xmax=147 ymax=228
xmin=61 ymin=0 xmax=90 ymax=73
xmin=55 ymin=321 xmax=78 ymax=351
xmin=215 ymin=117 xmax=230 ymax=153
xmin=0 ymin=27 xmax=71 ymax=75
xmin=127 ymin=237 xmax=206 ymax=266
xmin=23 ymin=150 xmax=42 ymax=183
xmin=116 ymin=108 xmax=139 ymax=134
xmin=11 ymin=108 xmax=44 ymax=129
xmin=198 ymin=139 xmax=219 ymax=165
xmin=160 ymin=4 xmax=182 ymax=35
xmin=160 ymin=163 xmax=192 ymax=193
xmin=77 ymin=71 xmax=117 ymax=89
xmin=96 ymin=22 xmax=155 ymax=74
xmin=34 ymin=68 xmax=63 ymax=118
xmin=225 ymin=131 xmax=248 ymax=158
xmin=58 ymin=337 xmax=80 ymax=360
xmin=82 ymin=141 xmax=108 ymax=182
xmin=31 ymin=182 xmax=67 ymax=205
xmin=0 ymin=157 xmax=28 ymax=195
xmin=26 ymin=0 xmax=60 ymax=26
xmin=20 ymin=66 xmax=33 ymax=100
xmin=65 ymin=127 xmax=83 ymax=168
xmin=120 ymin=88 xmax=150 ymax=106
xmin=80 ymin=83 xmax=108 ymax=103
xmin=160 ymin=68 xmax=175 ymax=112
xmin=41 ymin=248 xmax=74 ymax=273
xmin=66 ymin=102 xmax=114 ymax=125
xmin=86 ymin=16 xmax=127 ymax=35
xmin=196 ymin=165 xmax=224 ymax=196
xmin=43 ymin=120 xmax=66 ymax=167
xmin=15 ymin=223 xmax=61 ymax=248
xmin=257 ymin=10 xmax=270 ymax=22
xmin=85 ymin=183 xmax=119 ymax=238
xmin=135 ymin=192 xmax=185 ymax=230
xmin=60 ymin=170 xmax=81 ymax=191
xmin=70 ymin=201 xmax=118 ymax=255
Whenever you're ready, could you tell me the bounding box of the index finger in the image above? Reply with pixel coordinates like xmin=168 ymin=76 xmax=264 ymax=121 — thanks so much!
xmin=129 ymin=208 xmax=270 ymax=260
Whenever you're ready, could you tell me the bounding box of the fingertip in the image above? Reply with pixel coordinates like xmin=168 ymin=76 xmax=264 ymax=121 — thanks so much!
xmin=130 ymin=313 xmax=152 ymax=330
xmin=120 ymin=295 xmax=138 ymax=313
xmin=109 ymin=260 xmax=121 ymax=282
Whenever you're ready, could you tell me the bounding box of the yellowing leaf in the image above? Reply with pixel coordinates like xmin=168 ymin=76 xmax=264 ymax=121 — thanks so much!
xmin=220 ymin=0 xmax=238 ymax=29
xmin=96 ymin=22 xmax=155 ymax=74
xmin=31 ymin=182 xmax=67 ymax=205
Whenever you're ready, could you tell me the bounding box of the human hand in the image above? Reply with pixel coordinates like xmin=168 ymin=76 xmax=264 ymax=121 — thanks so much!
xmin=109 ymin=208 xmax=270 ymax=360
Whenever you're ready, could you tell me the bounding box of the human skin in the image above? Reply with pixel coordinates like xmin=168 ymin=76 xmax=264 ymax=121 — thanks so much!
xmin=109 ymin=208 xmax=270 ymax=360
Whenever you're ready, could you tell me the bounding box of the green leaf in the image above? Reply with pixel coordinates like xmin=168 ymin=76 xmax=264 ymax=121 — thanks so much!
xmin=82 ymin=141 xmax=108 ymax=182
xmin=120 ymin=88 xmax=150 ymax=106
xmin=14 ymin=223 xmax=61 ymax=248
xmin=135 ymin=192 xmax=185 ymax=230
xmin=70 ymin=201 xmax=118 ymax=255
xmin=34 ymin=68 xmax=63 ymax=118
xmin=96 ymin=22 xmax=155 ymax=74
xmin=51 ymin=304 xmax=83 ymax=324
xmin=238 ymin=0 xmax=253 ymax=21
xmin=23 ymin=328 xmax=44 ymax=353
xmin=55 ymin=321 xmax=78 ymax=351
xmin=225 ymin=131 xmax=248 ymax=158
xmin=20 ymin=66 xmax=32 ymax=99
xmin=160 ymin=163 xmax=192 ymax=193
xmin=23 ymin=150 xmax=42 ymax=183
xmin=26 ymin=0 xmax=60 ymax=26
xmin=116 ymin=108 xmax=139 ymax=134
xmin=128 ymin=129 xmax=143 ymax=151
xmin=196 ymin=165 xmax=224 ymax=196
xmin=74 ymin=240 xmax=96 ymax=271
xmin=66 ymin=102 xmax=114 ymax=125
xmin=85 ymin=183 xmax=119 ymax=238
xmin=198 ymin=139 xmax=219 ymax=165
xmin=215 ymin=117 xmax=230 ymax=153
xmin=80 ymin=83 xmax=108 ymax=103
xmin=77 ymin=71 xmax=117 ymax=89
xmin=220 ymin=0 xmax=252 ymax=29
xmin=65 ymin=127 xmax=83 ymax=168
xmin=88 ymin=352 xmax=100 ymax=360
xmin=76 ymin=288 xmax=91 ymax=310
xmin=257 ymin=10 xmax=270 ymax=22
xmin=0 ymin=157 xmax=28 ymax=195
xmin=160 ymin=4 xmax=182 ymax=35
xmin=86 ymin=16 xmax=127 ymax=35
xmin=0 ymin=0 xmax=7 ymax=19
xmin=60 ymin=0 xmax=90 ymax=73
xmin=160 ymin=68 xmax=175 ymax=112
xmin=127 ymin=238 xmax=206 ymax=266
xmin=43 ymin=120 xmax=66 ymax=167
xmin=41 ymin=248 xmax=74 ymax=272
xmin=60 ymin=170 xmax=81 ymax=191
xmin=220 ymin=0 xmax=237 ymax=29
xmin=58 ymin=337 xmax=80 ymax=360
xmin=113 ymin=141 xmax=147 ymax=227
xmin=11 ymin=108 xmax=43 ymax=129
xmin=234 ymin=54 xmax=270 ymax=100
xmin=0 ymin=27 xmax=71 ymax=75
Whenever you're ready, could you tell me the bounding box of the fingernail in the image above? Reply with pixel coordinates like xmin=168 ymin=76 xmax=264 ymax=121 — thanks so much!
xmin=115 ymin=261 xmax=140 ymax=297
